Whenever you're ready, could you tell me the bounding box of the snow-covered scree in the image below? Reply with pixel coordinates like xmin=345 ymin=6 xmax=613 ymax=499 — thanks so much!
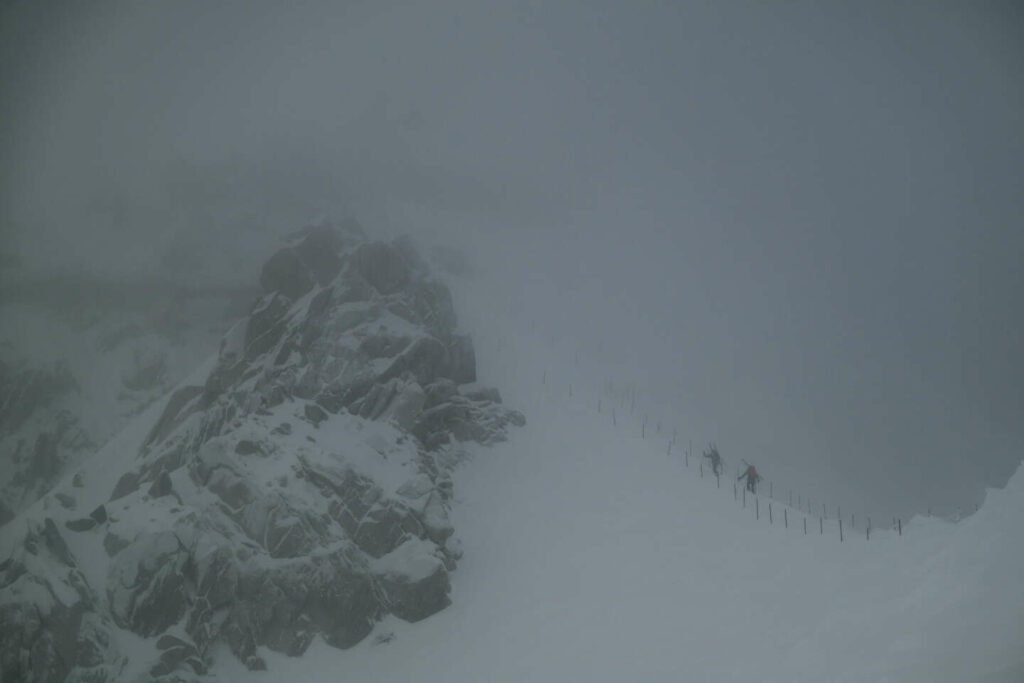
xmin=0 ymin=223 xmax=523 ymax=682
xmin=211 ymin=264 xmax=1021 ymax=683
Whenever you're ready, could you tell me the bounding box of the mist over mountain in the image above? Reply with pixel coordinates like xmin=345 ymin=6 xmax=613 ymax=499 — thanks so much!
xmin=3 ymin=1 xmax=1022 ymax=521
xmin=1 ymin=2 xmax=1023 ymax=680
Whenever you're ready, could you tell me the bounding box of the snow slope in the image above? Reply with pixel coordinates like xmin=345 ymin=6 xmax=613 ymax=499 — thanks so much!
xmin=213 ymin=267 xmax=1024 ymax=683
xmin=0 ymin=293 xmax=236 ymax=520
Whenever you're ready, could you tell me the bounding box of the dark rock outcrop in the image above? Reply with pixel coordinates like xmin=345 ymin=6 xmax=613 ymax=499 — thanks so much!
xmin=0 ymin=222 xmax=523 ymax=681
xmin=0 ymin=519 xmax=122 ymax=682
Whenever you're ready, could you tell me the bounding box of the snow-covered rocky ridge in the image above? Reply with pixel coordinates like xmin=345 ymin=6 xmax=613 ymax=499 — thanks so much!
xmin=0 ymin=222 xmax=523 ymax=682
xmin=0 ymin=283 xmax=243 ymax=525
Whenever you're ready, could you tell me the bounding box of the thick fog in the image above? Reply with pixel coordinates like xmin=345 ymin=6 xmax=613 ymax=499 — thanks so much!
xmin=2 ymin=0 xmax=1022 ymax=520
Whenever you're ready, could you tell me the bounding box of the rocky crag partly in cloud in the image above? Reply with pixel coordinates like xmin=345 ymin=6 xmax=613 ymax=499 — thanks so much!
xmin=0 ymin=221 xmax=523 ymax=682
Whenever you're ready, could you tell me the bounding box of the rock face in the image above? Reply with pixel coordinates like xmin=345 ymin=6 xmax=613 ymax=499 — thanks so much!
xmin=0 ymin=518 xmax=123 ymax=683
xmin=0 ymin=222 xmax=523 ymax=681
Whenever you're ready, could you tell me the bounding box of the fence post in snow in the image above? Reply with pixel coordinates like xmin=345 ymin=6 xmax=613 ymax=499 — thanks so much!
xmin=820 ymin=517 xmax=823 ymax=535
xmin=784 ymin=507 xmax=788 ymax=529
xmin=803 ymin=516 xmax=807 ymax=535
xmin=898 ymin=518 xmax=902 ymax=536
xmin=769 ymin=502 xmax=773 ymax=525
xmin=839 ymin=518 xmax=843 ymax=542
xmin=700 ymin=461 xmax=703 ymax=479
xmin=716 ymin=472 xmax=720 ymax=489
xmin=867 ymin=518 xmax=871 ymax=540
xmin=612 ymin=408 xmax=616 ymax=426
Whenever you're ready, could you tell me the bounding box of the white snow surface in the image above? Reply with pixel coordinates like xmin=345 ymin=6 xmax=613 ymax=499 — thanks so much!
xmin=209 ymin=275 xmax=1024 ymax=683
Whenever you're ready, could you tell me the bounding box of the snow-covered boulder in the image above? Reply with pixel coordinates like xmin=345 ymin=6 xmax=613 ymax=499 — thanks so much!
xmin=0 ymin=519 xmax=122 ymax=682
xmin=373 ymin=537 xmax=451 ymax=622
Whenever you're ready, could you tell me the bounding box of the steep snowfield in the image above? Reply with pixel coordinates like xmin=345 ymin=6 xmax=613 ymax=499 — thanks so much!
xmin=0 ymin=294 xmax=236 ymax=519
xmin=212 ymin=271 xmax=1024 ymax=683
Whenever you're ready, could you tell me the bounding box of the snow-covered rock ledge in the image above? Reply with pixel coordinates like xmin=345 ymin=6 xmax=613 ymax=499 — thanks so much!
xmin=0 ymin=221 xmax=523 ymax=682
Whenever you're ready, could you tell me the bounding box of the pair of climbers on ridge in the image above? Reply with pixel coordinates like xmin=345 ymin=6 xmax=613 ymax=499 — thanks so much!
xmin=702 ymin=444 xmax=762 ymax=495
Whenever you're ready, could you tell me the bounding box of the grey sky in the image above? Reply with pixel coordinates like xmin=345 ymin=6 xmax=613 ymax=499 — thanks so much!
xmin=2 ymin=0 xmax=1022 ymax=519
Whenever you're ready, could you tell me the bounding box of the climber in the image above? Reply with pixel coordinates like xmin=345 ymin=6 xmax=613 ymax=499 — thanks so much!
xmin=738 ymin=463 xmax=761 ymax=494
xmin=703 ymin=444 xmax=723 ymax=478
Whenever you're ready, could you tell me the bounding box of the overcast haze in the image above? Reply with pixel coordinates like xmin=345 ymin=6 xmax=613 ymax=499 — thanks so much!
xmin=2 ymin=0 xmax=1022 ymax=520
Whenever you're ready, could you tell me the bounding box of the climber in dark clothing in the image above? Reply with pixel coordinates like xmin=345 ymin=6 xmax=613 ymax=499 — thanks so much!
xmin=703 ymin=444 xmax=723 ymax=477
xmin=738 ymin=464 xmax=761 ymax=494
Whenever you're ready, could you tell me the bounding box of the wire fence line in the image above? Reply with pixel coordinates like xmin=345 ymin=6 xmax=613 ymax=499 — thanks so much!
xmin=526 ymin=365 xmax=951 ymax=543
